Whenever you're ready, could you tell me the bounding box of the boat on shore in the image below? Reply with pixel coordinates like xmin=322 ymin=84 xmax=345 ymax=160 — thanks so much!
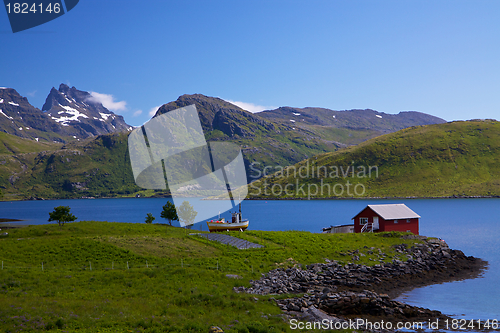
xmin=207 ymin=203 xmax=249 ymax=232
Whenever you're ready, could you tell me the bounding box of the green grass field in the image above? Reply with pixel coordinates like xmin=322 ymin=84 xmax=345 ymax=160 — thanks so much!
xmin=0 ymin=222 xmax=420 ymax=332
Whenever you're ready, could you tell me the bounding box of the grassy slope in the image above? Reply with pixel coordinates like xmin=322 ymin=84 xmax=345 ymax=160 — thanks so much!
xmin=0 ymin=132 xmax=142 ymax=200
xmin=306 ymin=125 xmax=381 ymax=146
xmin=203 ymin=124 xmax=340 ymax=182
xmin=0 ymin=222 xmax=420 ymax=332
xmin=5 ymin=120 xmax=499 ymax=201
xmin=256 ymin=116 xmax=383 ymax=147
xmin=257 ymin=108 xmax=446 ymax=146
xmin=0 ymin=133 xmax=62 ymax=199
xmin=246 ymin=120 xmax=500 ymax=198
xmin=1 ymin=124 xmax=339 ymax=200
xmin=0 ymin=132 xmax=62 ymax=155
xmin=230 ymin=128 xmax=339 ymax=181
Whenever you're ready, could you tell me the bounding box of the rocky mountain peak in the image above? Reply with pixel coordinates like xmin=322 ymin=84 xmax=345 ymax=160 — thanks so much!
xmin=0 ymin=87 xmax=61 ymax=141
xmin=154 ymin=94 xmax=276 ymax=137
xmin=42 ymin=84 xmax=132 ymax=138
xmin=58 ymin=83 xmax=70 ymax=93
xmin=0 ymin=87 xmax=29 ymax=106
xmin=1 ymin=85 xmax=132 ymax=142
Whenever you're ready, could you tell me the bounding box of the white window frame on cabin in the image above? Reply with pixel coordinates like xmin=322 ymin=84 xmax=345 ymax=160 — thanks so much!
xmin=360 ymin=217 xmax=368 ymax=225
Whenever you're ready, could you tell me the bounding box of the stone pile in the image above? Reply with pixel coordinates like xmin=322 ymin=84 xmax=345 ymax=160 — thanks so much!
xmin=275 ymin=289 xmax=443 ymax=320
xmin=234 ymin=238 xmax=475 ymax=296
xmin=233 ymin=237 xmax=483 ymax=330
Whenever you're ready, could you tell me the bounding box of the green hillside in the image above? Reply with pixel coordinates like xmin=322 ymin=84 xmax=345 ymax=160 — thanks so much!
xmin=1 ymin=93 xmax=450 ymax=201
xmin=0 ymin=131 xmax=61 ymax=155
xmin=4 ymin=120 xmax=499 ymax=201
xmin=1 ymin=94 xmax=344 ymax=200
xmin=0 ymin=221 xmax=420 ymax=332
xmin=0 ymin=132 xmax=141 ymax=200
xmin=0 ymin=125 xmax=338 ymax=200
xmin=246 ymin=120 xmax=500 ymax=199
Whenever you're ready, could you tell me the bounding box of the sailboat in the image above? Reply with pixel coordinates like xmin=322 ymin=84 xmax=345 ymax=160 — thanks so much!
xmin=206 ymin=203 xmax=249 ymax=232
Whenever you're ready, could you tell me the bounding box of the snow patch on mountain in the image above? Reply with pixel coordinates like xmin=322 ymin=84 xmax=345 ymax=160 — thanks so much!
xmin=53 ymin=105 xmax=89 ymax=125
xmin=99 ymin=112 xmax=113 ymax=121
xmin=0 ymin=109 xmax=13 ymax=120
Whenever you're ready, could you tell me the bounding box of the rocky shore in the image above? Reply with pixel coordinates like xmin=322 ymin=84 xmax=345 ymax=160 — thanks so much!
xmin=235 ymin=236 xmax=486 ymax=331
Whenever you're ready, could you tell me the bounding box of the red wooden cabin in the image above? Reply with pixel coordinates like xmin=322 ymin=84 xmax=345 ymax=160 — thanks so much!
xmin=352 ymin=204 xmax=420 ymax=235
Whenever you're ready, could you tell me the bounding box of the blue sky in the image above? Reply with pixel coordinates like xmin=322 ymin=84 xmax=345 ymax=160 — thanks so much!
xmin=2 ymin=0 xmax=500 ymax=126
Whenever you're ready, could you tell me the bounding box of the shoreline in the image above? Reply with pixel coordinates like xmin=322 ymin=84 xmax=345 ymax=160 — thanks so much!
xmin=0 ymin=218 xmax=23 ymax=222
xmin=235 ymin=236 xmax=487 ymax=330
xmin=2 ymin=194 xmax=499 ymax=203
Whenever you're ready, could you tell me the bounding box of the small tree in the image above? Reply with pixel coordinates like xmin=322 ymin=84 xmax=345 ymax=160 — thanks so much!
xmin=145 ymin=213 xmax=155 ymax=224
xmin=161 ymin=201 xmax=178 ymax=226
xmin=62 ymin=179 xmax=73 ymax=192
xmin=177 ymin=201 xmax=197 ymax=229
xmin=48 ymin=206 xmax=77 ymax=228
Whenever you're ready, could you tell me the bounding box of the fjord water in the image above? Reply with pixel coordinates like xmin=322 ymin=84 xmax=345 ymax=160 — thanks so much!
xmin=1 ymin=198 xmax=499 ymax=321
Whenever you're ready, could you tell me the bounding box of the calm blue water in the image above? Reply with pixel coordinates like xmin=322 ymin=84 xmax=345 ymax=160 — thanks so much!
xmin=1 ymin=198 xmax=499 ymax=322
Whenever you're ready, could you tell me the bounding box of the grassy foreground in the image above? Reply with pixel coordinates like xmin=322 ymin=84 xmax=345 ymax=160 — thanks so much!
xmin=0 ymin=222 xmax=422 ymax=332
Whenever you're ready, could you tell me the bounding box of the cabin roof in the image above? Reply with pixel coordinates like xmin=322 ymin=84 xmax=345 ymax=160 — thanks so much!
xmin=353 ymin=204 xmax=420 ymax=220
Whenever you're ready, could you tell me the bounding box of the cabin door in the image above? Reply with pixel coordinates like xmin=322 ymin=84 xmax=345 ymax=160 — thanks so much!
xmin=373 ymin=216 xmax=379 ymax=230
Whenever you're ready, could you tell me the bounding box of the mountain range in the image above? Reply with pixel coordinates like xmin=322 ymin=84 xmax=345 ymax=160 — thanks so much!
xmin=0 ymin=84 xmax=131 ymax=143
xmin=156 ymin=94 xmax=446 ymax=146
xmin=0 ymin=86 xmax=448 ymax=200
xmin=258 ymin=106 xmax=445 ymax=145
xmin=153 ymin=94 xmax=446 ymax=180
